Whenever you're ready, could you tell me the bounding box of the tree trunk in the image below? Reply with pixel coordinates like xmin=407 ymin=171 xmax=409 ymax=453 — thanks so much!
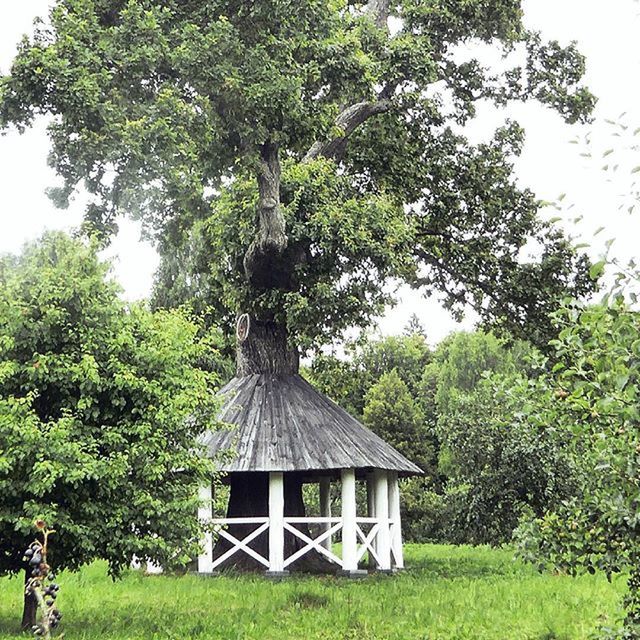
xmin=236 ymin=319 xmax=298 ymax=377
xmin=243 ymin=142 xmax=290 ymax=289
xmin=213 ymin=318 xmax=337 ymax=572
xmin=21 ymin=569 xmax=37 ymax=631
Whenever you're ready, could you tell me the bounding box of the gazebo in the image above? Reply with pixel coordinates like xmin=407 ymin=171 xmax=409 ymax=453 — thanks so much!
xmin=197 ymin=372 xmax=422 ymax=577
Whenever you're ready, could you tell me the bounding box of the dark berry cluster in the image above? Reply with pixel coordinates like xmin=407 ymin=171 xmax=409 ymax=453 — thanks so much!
xmin=23 ymin=523 xmax=62 ymax=639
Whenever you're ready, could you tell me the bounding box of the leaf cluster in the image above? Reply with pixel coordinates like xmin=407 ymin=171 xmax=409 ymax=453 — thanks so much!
xmin=0 ymin=232 xmax=222 ymax=577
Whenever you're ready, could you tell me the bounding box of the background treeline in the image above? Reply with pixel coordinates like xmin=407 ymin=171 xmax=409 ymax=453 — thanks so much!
xmin=305 ymin=317 xmax=574 ymax=547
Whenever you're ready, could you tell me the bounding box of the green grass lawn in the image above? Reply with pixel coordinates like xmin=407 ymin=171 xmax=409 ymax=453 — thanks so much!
xmin=0 ymin=544 xmax=626 ymax=640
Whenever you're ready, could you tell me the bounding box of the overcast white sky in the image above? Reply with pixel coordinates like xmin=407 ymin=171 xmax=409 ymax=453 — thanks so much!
xmin=1 ymin=1 xmax=639 ymax=345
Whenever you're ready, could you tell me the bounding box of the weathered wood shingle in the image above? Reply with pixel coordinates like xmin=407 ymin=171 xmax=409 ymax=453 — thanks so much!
xmin=200 ymin=374 xmax=423 ymax=475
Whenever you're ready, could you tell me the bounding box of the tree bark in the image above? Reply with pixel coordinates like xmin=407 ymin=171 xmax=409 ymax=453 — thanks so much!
xmin=236 ymin=319 xmax=298 ymax=377
xmin=243 ymin=142 xmax=290 ymax=289
xmin=365 ymin=0 xmax=390 ymax=28
xmin=21 ymin=569 xmax=37 ymax=631
xmin=304 ymin=99 xmax=392 ymax=163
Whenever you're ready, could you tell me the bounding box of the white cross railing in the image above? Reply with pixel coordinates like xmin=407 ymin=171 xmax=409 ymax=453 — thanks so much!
xmin=209 ymin=517 xmax=270 ymax=571
xmin=202 ymin=515 xmax=394 ymax=572
xmin=197 ymin=469 xmax=404 ymax=575
xmin=355 ymin=517 xmax=383 ymax=566
xmin=283 ymin=517 xmax=343 ymax=568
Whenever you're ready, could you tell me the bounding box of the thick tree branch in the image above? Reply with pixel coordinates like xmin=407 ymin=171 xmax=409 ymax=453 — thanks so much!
xmin=304 ymin=98 xmax=392 ymax=162
xmin=243 ymin=142 xmax=288 ymax=285
xmin=365 ymin=0 xmax=390 ymax=29
xmin=302 ymin=2 xmax=393 ymax=163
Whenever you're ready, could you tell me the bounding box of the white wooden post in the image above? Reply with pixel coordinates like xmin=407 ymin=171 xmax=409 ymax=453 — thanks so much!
xmin=366 ymin=472 xmax=376 ymax=518
xmin=366 ymin=472 xmax=377 ymax=569
xmin=340 ymin=468 xmax=365 ymax=576
xmin=319 ymin=477 xmax=332 ymax=552
xmin=374 ymin=469 xmax=391 ymax=571
xmin=146 ymin=560 xmax=164 ymax=575
xmin=267 ymin=471 xmax=287 ymax=576
xmin=388 ymin=471 xmax=404 ymax=570
xmin=197 ymin=482 xmax=214 ymax=573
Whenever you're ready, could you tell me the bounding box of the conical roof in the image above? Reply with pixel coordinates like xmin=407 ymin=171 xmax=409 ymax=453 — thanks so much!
xmin=200 ymin=374 xmax=423 ymax=476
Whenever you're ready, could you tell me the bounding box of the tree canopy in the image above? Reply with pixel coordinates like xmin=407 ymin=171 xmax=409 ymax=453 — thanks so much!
xmin=1 ymin=0 xmax=597 ymax=351
xmin=363 ymin=368 xmax=433 ymax=474
xmin=0 ymin=233 xmax=220 ymax=585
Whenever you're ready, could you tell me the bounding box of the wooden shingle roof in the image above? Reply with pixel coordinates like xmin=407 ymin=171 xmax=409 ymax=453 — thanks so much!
xmin=200 ymin=374 xmax=423 ymax=476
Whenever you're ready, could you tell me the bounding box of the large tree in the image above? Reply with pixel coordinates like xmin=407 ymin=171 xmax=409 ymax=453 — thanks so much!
xmin=0 ymin=233 xmax=219 ymax=627
xmin=1 ymin=0 xmax=596 ymax=564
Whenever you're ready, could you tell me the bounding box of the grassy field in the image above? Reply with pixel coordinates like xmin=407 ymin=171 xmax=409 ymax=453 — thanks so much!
xmin=0 ymin=544 xmax=626 ymax=640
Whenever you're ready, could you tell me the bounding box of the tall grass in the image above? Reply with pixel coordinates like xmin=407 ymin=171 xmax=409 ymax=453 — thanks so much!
xmin=0 ymin=545 xmax=625 ymax=639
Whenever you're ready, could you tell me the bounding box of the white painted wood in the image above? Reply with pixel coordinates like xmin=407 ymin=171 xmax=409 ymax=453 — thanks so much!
xmin=341 ymin=468 xmax=358 ymax=572
xmin=211 ymin=522 xmax=270 ymax=569
xmin=355 ymin=522 xmax=381 ymax=566
xmin=284 ymin=516 xmax=341 ymax=524
xmin=283 ymin=521 xmax=344 ymax=567
xmin=319 ymin=477 xmax=332 ymax=552
xmin=268 ymin=471 xmax=285 ymax=572
xmin=145 ymin=560 xmax=163 ymax=575
xmin=366 ymin=472 xmax=376 ymax=569
xmin=210 ymin=517 xmax=269 ymax=525
xmin=366 ymin=473 xmax=375 ymax=519
xmin=197 ymin=482 xmax=214 ymax=573
xmin=388 ymin=471 xmax=404 ymax=569
xmin=131 ymin=556 xmax=163 ymax=574
xmin=373 ymin=469 xmax=391 ymax=571
xmin=354 ymin=517 xmax=380 ymax=524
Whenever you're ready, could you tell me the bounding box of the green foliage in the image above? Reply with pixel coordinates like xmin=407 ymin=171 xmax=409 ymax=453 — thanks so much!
xmin=310 ymin=331 xmax=431 ymax=417
xmin=157 ymin=158 xmax=416 ymax=348
xmin=363 ymin=369 xmax=434 ymax=475
xmin=0 ymin=232 xmax=221 ymax=579
xmin=398 ymin=480 xmax=447 ymax=542
xmin=428 ymin=330 xmax=534 ymax=416
xmin=0 ymin=546 xmax=625 ymax=639
xmin=438 ymin=374 xmax=574 ymax=545
xmin=1 ymin=0 xmax=597 ymax=349
xmin=515 ymin=297 xmax=640 ymax=636
xmin=419 ymin=332 xmax=574 ymax=546
xmin=311 ymin=328 xmax=551 ymax=545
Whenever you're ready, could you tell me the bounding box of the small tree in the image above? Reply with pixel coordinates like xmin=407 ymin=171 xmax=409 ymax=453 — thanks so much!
xmin=403 ymin=314 xmax=427 ymax=339
xmin=310 ymin=332 xmax=432 ymax=417
xmin=363 ymin=369 xmax=438 ymax=541
xmin=516 ymin=298 xmax=640 ymax=637
xmin=363 ymin=369 xmax=434 ymax=474
xmin=428 ymin=330 xmax=534 ymax=416
xmin=438 ymin=373 xmax=574 ymax=545
xmin=0 ymin=232 xmax=220 ymax=628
